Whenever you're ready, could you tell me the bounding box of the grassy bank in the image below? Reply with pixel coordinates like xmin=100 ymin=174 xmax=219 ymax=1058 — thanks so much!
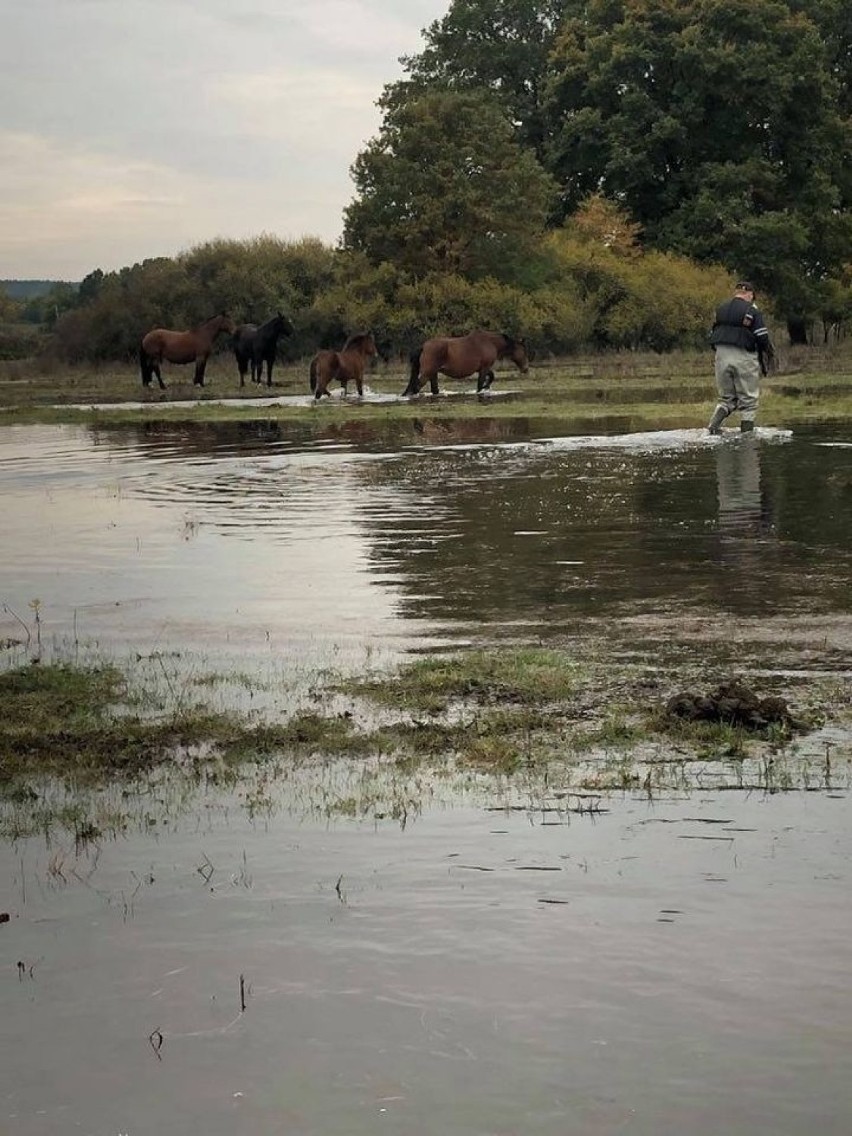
xmin=1 ymin=342 xmax=851 ymax=429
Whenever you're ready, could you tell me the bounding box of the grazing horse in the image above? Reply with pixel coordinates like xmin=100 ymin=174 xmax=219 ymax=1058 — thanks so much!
xmin=232 ymin=311 xmax=294 ymax=387
xmin=403 ymin=330 xmax=529 ymax=396
xmin=140 ymin=313 xmax=235 ymax=388
xmin=309 ymin=332 xmax=378 ymax=399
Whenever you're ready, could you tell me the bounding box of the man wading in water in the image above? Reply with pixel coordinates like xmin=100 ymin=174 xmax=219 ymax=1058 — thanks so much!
xmin=708 ymin=281 xmax=776 ymax=434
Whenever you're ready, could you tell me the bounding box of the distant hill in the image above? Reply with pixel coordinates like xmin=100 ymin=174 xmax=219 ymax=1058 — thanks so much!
xmin=1 ymin=280 xmax=79 ymax=300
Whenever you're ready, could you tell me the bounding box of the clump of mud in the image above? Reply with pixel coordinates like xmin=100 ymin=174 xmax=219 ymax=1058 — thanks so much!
xmin=665 ymin=679 xmax=802 ymax=732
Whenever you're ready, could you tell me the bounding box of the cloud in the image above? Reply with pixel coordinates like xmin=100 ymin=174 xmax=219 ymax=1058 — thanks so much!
xmin=211 ymin=68 xmax=384 ymax=149
xmin=0 ymin=130 xmax=344 ymax=277
xmin=0 ymin=0 xmax=442 ymax=277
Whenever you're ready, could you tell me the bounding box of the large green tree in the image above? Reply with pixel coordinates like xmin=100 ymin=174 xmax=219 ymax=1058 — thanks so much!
xmin=343 ymin=88 xmax=557 ymax=283
xmin=384 ymin=0 xmax=571 ymax=159
xmin=545 ymin=0 xmax=852 ymax=323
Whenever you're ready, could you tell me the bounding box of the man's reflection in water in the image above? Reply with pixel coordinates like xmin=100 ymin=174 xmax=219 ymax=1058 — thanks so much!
xmin=714 ymin=438 xmax=776 ymax=606
xmin=717 ymin=437 xmax=767 ymax=534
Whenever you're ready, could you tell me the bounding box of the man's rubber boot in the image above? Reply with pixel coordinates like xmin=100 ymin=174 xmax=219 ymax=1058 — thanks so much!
xmin=707 ymin=406 xmax=727 ymax=435
xmin=740 ymin=419 xmax=755 ymax=433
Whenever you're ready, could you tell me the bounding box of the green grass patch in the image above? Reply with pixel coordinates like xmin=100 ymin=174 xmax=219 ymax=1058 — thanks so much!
xmin=0 ymin=662 xmax=247 ymax=782
xmin=344 ymin=647 xmax=587 ymax=713
xmin=3 ymin=345 xmax=852 ymax=429
xmin=0 ymin=639 xmax=845 ymax=838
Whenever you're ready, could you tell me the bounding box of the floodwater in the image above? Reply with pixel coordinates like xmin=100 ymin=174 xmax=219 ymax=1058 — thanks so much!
xmin=2 ymin=417 xmax=851 ymax=669
xmin=2 ymin=415 xmax=852 ymax=1134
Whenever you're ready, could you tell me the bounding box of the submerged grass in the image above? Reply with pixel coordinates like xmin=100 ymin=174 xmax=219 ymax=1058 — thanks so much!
xmin=1 ymin=632 xmax=849 ymax=838
xmin=2 ymin=343 xmax=852 ymax=429
xmin=347 ymin=647 xmax=588 ymax=713
xmin=0 ymin=662 xmax=241 ymax=781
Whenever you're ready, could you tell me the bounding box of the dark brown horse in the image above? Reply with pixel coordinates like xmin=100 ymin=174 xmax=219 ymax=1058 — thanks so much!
xmin=232 ymin=311 xmax=294 ymax=387
xmin=403 ymin=330 xmax=529 ymax=396
xmin=309 ymin=332 xmax=377 ymax=399
xmin=140 ymin=312 xmax=236 ymax=388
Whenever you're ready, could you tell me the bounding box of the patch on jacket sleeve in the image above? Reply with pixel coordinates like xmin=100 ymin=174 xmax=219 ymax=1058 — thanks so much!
xmin=742 ymin=312 xmax=754 ymax=327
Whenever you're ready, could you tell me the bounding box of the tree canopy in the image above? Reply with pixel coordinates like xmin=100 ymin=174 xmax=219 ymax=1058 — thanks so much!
xmin=546 ymin=0 xmax=852 ymax=317
xmin=344 ymin=0 xmax=852 ymax=329
xmin=343 ymin=88 xmax=557 ymax=284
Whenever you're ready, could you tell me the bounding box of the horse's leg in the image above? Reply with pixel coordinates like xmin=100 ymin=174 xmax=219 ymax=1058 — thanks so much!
xmin=194 ymin=358 xmax=206 ymax=386
xmin=140 ymin=346 xmax=151 ymax=387
xmin=154 ymin=360 xmax=165 ymax=390
xmin=477 ymin=368 xmax=494 ymax=392
xmin=266 ymin=355 xmax=274 ymax=386
xmin=403 ymin=349 xmax=421 ymax=396
xmin=355 ymin=373 xmax=363 ymax=397
xmin=428 ymin=370 xmax=439 ymax=395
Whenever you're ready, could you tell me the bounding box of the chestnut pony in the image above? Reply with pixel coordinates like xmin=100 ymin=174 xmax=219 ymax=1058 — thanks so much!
xmin=403 ymin=330 xmax=529 ymax=396
xmin=309 ymin=332 xmax=377 ymax=399
xmin=140 ymin=312 xmax=235 ymax=388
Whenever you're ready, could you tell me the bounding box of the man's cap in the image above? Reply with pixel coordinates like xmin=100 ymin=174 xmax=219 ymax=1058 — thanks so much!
xmin=735 ymin=280 xmax=756 ymax=293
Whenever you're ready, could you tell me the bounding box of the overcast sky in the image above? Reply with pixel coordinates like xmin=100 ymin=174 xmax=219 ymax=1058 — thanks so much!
xmin=0 ymin=0 xmax=444 ymax=280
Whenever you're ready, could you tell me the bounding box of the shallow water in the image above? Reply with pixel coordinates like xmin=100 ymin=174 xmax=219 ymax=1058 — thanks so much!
xmin=2 ymin=418 xmax=851 ymax=673
xmin=2 ymin=416 xmax=852 ymax=1133
xmin=3 ymin=785 xmax=852 ymax=1135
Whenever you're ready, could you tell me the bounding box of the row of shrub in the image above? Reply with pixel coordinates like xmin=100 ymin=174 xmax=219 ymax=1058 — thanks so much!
xmin=4 ymin=201 xmax=807 ymax=364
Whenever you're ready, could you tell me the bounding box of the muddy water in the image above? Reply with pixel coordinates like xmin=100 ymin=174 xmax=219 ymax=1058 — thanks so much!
xmin=4 ymin=787 xmax=852 ymax=1134
xmin=2 ymin=418 xmax=851 ymax=670
xmin=2 ymin=417 xmax=852 ymax=1134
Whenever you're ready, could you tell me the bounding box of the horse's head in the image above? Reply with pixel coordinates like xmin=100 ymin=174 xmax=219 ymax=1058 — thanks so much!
xmin=505 ymin=335 xmax=530 ymax=374
xmin=216 ymin=312 xmax=237 ymax=335
xmin=276 ymin=311 xmax=295 ymax=336
xmin=343 ymin=331 xmax=378 ymax=357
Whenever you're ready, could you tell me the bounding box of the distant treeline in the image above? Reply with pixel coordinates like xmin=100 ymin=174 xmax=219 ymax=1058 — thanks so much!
xmin=2 ymin=202 xmax=749 ymax=365
xmin=1 ymin=279 xmax=79 ymax=301
xmin=4 ymin=198 xmax=847 ymax=368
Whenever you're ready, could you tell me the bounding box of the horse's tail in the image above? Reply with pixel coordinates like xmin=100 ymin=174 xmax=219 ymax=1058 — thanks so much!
xmin=404 ymin=348 xmax=421 ymax=395
xmin=139 ymin=343 xmax=152 ymax=386
xmin=309 ymin=355 xmax=318 ymax=393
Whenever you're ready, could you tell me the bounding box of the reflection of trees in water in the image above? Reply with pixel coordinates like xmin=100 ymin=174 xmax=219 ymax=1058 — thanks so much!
xmin=89 ymin=419 xmax=297 ymax=460
xmin=356 ymin=437 xmax=852 ymax=625
xmin=354 ymin=447 xmax=712 ymax=625
xmin=83 ymin=419 xmax=852 ymax=625
xmin=719 ymin=435 xmax=852 ymax=614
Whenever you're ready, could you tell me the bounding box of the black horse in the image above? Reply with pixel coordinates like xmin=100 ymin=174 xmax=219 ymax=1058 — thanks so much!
xmin=232 ymin=312 xmax=294 ymax=387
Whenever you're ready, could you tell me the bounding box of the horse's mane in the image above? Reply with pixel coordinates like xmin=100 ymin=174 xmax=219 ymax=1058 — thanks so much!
xmin=343 ymin=331 xmax=373 ymax=350
xmin=257 ymin=312 xmax=287 ymax=332
xmin=195 ymin=312 xmax=229 ymax=329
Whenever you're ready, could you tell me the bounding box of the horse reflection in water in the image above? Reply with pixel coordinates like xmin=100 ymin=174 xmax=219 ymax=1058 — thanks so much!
xmin=404 ymin=330 xmax=529 ymax=396
xmin=309 ymin=332 xmax=378 ymax=399
xmin=140 ymin=313 xmax=236 ymax=389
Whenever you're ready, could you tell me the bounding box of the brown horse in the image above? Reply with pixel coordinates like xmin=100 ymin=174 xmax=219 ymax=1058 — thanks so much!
xmin=140 ymin=312 xmax=236 ymax=389
xmin=309 ymin=332 xmax=378 ymax=399
xmin=403 ymin=330 xmax=529 ymax=396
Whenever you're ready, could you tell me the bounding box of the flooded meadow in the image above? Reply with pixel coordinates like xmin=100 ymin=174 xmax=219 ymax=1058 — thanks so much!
xmin=2 ymin=409 xmax=852 ymax=1134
